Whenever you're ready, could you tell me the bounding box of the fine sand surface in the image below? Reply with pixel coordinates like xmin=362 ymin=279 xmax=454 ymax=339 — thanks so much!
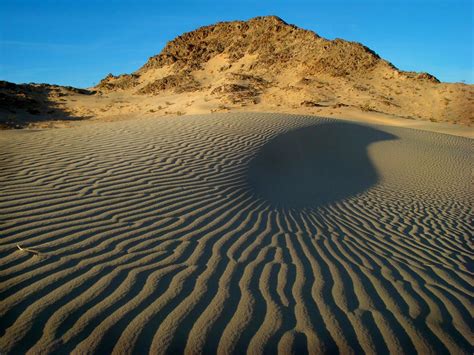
xmin=0 ymin=113 xmax=472 ymax=354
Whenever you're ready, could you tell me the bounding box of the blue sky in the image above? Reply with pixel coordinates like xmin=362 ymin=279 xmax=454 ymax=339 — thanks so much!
xmin=1 ymin=0 xmax=472 ymax=87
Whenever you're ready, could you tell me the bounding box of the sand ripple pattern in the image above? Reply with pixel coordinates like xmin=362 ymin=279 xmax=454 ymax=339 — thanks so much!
xmin=0 ymin=113 xmax=472 ymax=354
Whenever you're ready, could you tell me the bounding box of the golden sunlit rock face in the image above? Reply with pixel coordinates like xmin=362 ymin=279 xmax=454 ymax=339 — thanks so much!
xmin=1 ymin=16 xmax=473 ymax=128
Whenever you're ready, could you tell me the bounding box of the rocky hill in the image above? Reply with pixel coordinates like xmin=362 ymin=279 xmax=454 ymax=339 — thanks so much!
xmin=1 ymin=16 xmax=473 ymax=128
xmin=0 ymin=81 xmax=94 ymax=128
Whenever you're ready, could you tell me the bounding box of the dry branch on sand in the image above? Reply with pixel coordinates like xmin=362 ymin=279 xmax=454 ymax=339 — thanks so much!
xmin=17 ymin=244 xmax=40 ymax=255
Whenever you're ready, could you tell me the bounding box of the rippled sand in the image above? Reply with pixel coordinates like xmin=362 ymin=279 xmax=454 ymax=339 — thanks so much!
xmin=0 ymin=113 xmax=472 ymax=354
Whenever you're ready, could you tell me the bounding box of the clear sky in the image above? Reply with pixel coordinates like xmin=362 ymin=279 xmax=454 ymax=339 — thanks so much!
xmin=1 ymin=0 xmax=472 ymax=88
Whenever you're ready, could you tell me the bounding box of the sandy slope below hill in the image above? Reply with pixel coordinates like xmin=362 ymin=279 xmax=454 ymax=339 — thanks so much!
xmin=0 ymin=113 xmax=472 ymax=354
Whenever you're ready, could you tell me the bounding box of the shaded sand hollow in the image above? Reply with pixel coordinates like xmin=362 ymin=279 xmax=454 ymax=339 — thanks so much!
xmin=0 ymin=113 xmax=472 ymax=354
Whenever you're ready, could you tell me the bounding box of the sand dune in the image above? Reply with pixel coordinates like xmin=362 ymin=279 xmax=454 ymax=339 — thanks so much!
xmin=0 ymin=113 xmax=472 ymax=354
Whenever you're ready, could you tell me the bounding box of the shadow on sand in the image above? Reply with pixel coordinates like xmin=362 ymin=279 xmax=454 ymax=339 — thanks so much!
xmin=0 ymin=81 xmax=93 ymax=128
xmin=247 ymin=121 xmax=397 ymax=209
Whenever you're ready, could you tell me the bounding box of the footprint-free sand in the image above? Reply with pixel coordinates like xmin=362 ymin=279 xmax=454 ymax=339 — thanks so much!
xmin=0 ymin=113 xmax=472 ymax=354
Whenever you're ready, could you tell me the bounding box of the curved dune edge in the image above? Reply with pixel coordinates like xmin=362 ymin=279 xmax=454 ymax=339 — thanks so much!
xmin=0 ymin=113 xmax=472 ymax=354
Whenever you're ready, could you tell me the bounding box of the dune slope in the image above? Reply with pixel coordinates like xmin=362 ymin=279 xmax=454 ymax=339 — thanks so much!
xmin=0 ymin=113 xmax=472 ymax=354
